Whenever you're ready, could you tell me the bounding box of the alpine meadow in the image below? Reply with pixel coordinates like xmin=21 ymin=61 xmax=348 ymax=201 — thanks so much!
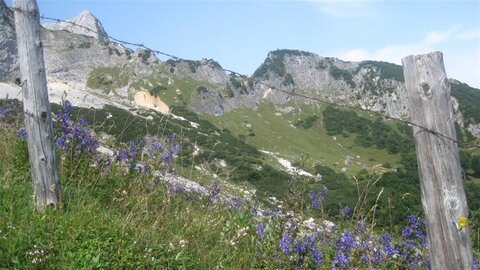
xmin=1 ymin=0 xmax=480 ymax=269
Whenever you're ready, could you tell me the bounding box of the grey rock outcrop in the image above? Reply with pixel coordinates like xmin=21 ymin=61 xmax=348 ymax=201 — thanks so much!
xmin=44 ymin=10 xmax=109 ymax=43
xmin=190 ymin=50 xmax=412 ymax=118
xmin=0 ymin=0 xmax=18 ymax=80
xmin=41 ymin=29 xmax=129 ymax=83
xmin=252 ymin=52 xmax=409 ymax=119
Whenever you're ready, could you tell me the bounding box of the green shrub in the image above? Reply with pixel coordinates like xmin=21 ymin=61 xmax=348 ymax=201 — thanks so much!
xmin=329 ymin=66 xmax=356 ymax=88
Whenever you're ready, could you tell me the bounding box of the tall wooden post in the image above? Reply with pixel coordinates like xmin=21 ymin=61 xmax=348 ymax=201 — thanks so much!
xmin=13 ymin=0 xmax=61 ymax=211
xmin=402 ymin=52 xmax=472 ymax=269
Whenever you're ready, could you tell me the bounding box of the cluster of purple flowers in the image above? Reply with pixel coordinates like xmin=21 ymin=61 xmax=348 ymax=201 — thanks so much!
xmin=256 ymin=223 xmax=266 ymax=238
xmin=16 ymin=128 xmax=27 ymax=140
xmin=207 ymin=181 xmax=221 ymax=202
xmin=224 ymin=196 xmax=243 ymax=210
xmin=0 ymin=99 xmax=21 ymax=120
xmin=55 ymin=101 xmax=99 ymax=156
xmin=308 ymin=186 xmax=327 ymax=209
xmin=251 ymin=208 xmax=447 ymax=269
xmin=111 ymin=134 xmax=181 ymax=175
xmin=276 ymin=231 xmax=324 ymax=268
xmin=400 ymin=214 xmax=428 ymax=268
xmin=113 ymin=140 xmax=145 ymax=171
xmin=279 ymin=232 xmax=291 ymax=254
xmin=166 ymin=184 xmax=186 ymax=197
xmin=332 ymin=230 xmax=356 ymax=269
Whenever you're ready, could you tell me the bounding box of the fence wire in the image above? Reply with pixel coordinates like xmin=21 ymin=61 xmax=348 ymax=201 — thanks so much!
xmin=8 ymin=6 xmax=480 ymax=149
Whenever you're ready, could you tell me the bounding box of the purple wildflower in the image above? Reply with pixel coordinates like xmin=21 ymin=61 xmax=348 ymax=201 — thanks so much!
xmin=207 ymin=181 xmax=220 ymax=202
xmin=293 ymin=238 xmax=306 ymax=254
xmin=225 ymin=196 xmax=243 ymax=210
xmin=380 ymin=233 xmax=396 ymax=256
xmin=77 ymin=117 xmax=87 ymax=126
xmin=262 ymin=209 xmax=279 ymax=216
xmin=256 ymin=223 xmax=266 ymax=238
xmin=337 ymin=231 xmax=355 ymax=252
xmin=332 ymin=252 xmax=350 ymax=270
xmin=310 ymin=245 xmax=322 ymax=265
xmin=152 ymin=140 xmax=163 ymax=151
xmin=402 ymin=215 xmax=426 ymax=246
xmin=279 ymin=232 xmax=291 ymax=254
xmin=16 ymin=128 xmax=27 ymax=140
xmin=309 ymin=186 xmax=327 ymax=209
xmin=340 ymin=206 xmax=352 ymax=220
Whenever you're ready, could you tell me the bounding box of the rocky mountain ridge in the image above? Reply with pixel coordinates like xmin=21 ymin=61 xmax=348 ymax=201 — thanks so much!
xmin=43 ymin=10 xmax=109 ymax=43
xmin=1 ymin=2 xmax=479 ymax=137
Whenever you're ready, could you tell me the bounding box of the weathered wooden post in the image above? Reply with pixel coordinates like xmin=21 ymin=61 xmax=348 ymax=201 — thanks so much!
xmin=402 ymin=52 xmax=472 ymax=269
xmin=13 ymin=0 xmax=61 ymax=211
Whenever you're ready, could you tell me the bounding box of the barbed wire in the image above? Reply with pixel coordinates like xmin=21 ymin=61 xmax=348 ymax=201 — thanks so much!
xmin=9 ymin=6 xmax=480 ymax=149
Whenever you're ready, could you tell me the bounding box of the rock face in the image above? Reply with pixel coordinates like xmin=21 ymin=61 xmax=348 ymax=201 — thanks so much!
xmin=41 ymin=29 xmax=130 ymax=83
xmin=44 ymin=10 xmax=109 ymax=43
xmin=249 ymin=50 xmax=409 ymax=119
xmin=0 ymin=0 xmax=18 ymax=80
xmin=190 ymin=50 xmax=410 ymax=119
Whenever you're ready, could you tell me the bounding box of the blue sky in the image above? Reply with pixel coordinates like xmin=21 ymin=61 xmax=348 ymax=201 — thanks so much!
xmin=6 ymin=0 xmax=480 ymax=88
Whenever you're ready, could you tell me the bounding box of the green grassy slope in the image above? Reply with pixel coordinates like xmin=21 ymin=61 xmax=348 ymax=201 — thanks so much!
xmin=203 ymin=101 xmax=400 ymax=176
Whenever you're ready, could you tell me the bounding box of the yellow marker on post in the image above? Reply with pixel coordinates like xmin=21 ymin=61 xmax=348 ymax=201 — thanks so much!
xmin=457 ymin=216 xmax=467 ymax=230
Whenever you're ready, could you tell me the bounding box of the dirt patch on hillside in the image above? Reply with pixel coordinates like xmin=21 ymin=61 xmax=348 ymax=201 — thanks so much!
xmin=133 ymin=91 xmax=170 ymax=113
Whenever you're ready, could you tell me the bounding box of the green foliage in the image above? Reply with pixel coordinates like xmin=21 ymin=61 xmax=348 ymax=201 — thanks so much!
xmin=322 ymin=106 xmax=414 ymax=154
xmin=166 ymin=59 xmax=177 ymax=67
xmin=253 ymin=49 xmax=314 ymax=79
xmin=187 ymin=61 xmax=198 ymax=73
xmin=203 ymin=58 xmax=222 ymax=69
xmin=329 ymin=66 xmax=356 ymax=88
xmin=230 ymin=77 xmax=248 ymax=94
xmin=2 ymin=98 xmax=480 ymax=268
xmin=166 ymin=59 xmax=221 ymax=73
xmin=294 ymin=115 xmax=318 ymax=129
xmin=108 ymin=47 xmax=121 ymax=56
xmin=125 ymin=49 xmax=133 ymax=60
xmin=60 ymin=103 xmax=293 ymax=199
xmin=86 ymin=67 xmax=131 ymax=93
xmin=283 ymin=73 xmax=294 ymax=86
xmin=472 ymin=155 xmax=480 ymax=177
xmin=139 ymin=50 xmax=152 ymax=64
xmin=149 ymin=85 xmax=167 ymax=97
xmin=451 ymin=82 xmax=480 ymax=126
xmin=226 ymin=85 xmax=234 ymax=98
xmin=77 ymin=41 xmax=91 ymax=49
xmin=11 ymin=139 xmax=29 ymax=176
xmin=230 ymin=77 xmax=243 ymax=89
xmin=196 ymin=85 xmax=208 ymax=94
xmin=356 ymin=61 xmax=405 ymax=82
xmin=248 ymin=79 xmax=254 ymax=89
xmin=460 ymin=149 xmax=472 ymax=171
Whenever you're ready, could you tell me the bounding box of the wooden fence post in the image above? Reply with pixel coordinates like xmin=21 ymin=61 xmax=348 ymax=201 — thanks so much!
xmin=402 ymin=52 xmax=472 ymax=269
xmin=13 ymin=0 xmax=61 ymax=211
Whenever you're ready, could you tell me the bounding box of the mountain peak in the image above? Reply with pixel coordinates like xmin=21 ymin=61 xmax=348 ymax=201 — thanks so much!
xmin=44 ymin=10 xmax=109 ymax=43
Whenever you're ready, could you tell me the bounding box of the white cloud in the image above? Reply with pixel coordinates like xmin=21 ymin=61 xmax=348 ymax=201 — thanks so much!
xmin=457 ymin=28 xmax=480 ymax=39
xmin=311 ymin=0 xmax=374 ymax=18
xmin=422 ymin=26 xmax=460 ymax=44
xmin=337 ymin=26 xmax=480 ymax=88
xmin=340 ymin=49 xmax=369 ymax=61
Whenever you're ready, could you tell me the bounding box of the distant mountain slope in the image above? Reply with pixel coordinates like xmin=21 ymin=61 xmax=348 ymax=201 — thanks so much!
xmin=0 ymin=3 xmax=479 ymax=137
